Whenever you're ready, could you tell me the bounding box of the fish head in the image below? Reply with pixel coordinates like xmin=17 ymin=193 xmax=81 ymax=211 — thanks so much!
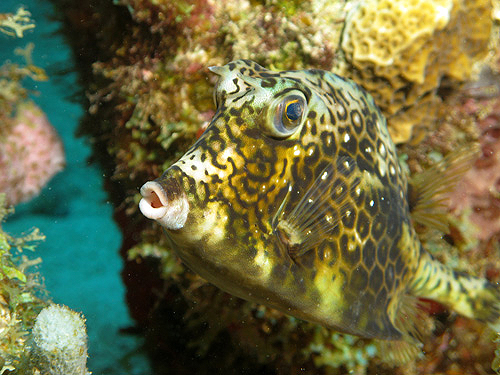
xmin=139 ymin=60 xmax=329 ymax=296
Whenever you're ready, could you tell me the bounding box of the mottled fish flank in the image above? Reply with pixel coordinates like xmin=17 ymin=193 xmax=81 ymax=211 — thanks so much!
xmin=139 ymin=60 xmax=500 ymax=354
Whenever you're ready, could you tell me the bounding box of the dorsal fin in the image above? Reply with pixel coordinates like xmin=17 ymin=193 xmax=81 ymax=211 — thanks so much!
xmin=272 ymin=156 xmax=359 ymax=258
xmin=408 ymin=146 xmax=479 ymax=233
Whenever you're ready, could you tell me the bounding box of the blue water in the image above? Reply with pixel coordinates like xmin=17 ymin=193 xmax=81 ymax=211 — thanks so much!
xmin=0 ymin=1 xmax=149 ymax=373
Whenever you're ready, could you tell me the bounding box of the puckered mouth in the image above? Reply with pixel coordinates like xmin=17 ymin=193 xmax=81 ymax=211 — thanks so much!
xmin=139 ymin=180 xmax=189 ymax=230
xmin=139 ymin=181 xmax=169 ymax=219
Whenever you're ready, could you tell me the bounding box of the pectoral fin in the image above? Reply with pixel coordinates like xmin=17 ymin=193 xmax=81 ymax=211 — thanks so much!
xmin=273 ymin=157 xmax=359 ymax=258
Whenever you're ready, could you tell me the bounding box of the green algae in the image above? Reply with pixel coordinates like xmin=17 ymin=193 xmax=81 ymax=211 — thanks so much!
xmin=0 ymin=193 xmax=47 ymax=373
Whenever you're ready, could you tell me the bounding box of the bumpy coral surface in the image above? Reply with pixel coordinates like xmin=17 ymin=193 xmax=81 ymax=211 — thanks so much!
xmin=0 ymin=101 xmax=65 ymax=206
xmin=30 ymin=304 xmax=90 ymax=375
xmin=339 ymin=0 xmax=494 ymax=143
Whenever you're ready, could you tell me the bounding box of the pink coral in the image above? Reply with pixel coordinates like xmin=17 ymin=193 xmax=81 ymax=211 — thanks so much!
xmin=447 ymin=94 xmax=500 ymax=241
xmin=0 ymin=101 xmax=65 ymax=206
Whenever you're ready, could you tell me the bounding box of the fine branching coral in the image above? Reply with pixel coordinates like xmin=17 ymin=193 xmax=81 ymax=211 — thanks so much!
xmin=0 ymin=8 xmax=35 ymax=38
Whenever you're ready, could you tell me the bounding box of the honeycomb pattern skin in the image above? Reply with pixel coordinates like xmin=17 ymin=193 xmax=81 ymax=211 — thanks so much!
xmin=149 ymin=60 xmax=499 ymax=343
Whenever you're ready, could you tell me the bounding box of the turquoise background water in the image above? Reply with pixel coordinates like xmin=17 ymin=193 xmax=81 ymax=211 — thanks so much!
xmin=1 ymin=1 xmax=149 ymax=373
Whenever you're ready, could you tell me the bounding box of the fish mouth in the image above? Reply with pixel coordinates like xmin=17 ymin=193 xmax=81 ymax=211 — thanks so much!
xmin=139 ymin=180 xmax=189 ymax=230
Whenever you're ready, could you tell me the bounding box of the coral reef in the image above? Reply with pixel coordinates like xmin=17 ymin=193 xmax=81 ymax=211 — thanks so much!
xmin=338 ymin=0 xmax=494 ymax=143
xmin=1 ymin=10 xmax=90 ymax=374
xmin=0 ymin=12 xmax=54 ymax=370
xmin=0 ymin=192 xmax=47 ymax=372
xmin=1 ymin=13 xmax=63 ymax=206
xmin=48 ymin=0 xmax=500 ymax=374
xmin=30 ymin=304 xmax=90 ymax=375
xmin=397 ymin=47 xmax=500 ymax=375
xmin=0 ymin=193 xmax=91 ymax=375
xmin=0 ymin=101 xmax=65 ymax=206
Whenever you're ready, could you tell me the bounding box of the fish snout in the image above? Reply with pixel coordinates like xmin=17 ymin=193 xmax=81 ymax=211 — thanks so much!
xmin=139 ymin=179 xmax=189 ymax=230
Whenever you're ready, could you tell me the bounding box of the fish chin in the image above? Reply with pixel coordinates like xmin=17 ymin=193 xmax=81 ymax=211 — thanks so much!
xmin=139 ymin=180 xmax=189 ymax=230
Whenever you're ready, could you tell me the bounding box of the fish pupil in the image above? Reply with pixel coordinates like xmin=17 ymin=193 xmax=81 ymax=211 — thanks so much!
xmin=286 ymin=100 xmax=302 ymax=121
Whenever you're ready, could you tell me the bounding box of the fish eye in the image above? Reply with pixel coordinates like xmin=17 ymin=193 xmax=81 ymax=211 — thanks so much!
xmin=270 ymin=93 xmax=307 ymax=138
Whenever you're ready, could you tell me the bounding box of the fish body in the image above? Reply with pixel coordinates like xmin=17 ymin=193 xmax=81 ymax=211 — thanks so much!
xmin=139 ymin=60 xmax=500 ymax=346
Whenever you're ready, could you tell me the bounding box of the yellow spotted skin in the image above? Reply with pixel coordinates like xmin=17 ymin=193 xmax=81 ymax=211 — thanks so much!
xmin=151 ymin=60 xmax=500 ymax=343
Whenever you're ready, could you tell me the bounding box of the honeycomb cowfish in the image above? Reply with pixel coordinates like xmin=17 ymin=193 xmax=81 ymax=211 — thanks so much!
xmin=139 ymin=60 xmax=500 ymax=356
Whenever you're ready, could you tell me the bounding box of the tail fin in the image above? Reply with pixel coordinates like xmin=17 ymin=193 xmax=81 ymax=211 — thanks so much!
xmin=410 ymin=249 xmax=500 ymax=330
